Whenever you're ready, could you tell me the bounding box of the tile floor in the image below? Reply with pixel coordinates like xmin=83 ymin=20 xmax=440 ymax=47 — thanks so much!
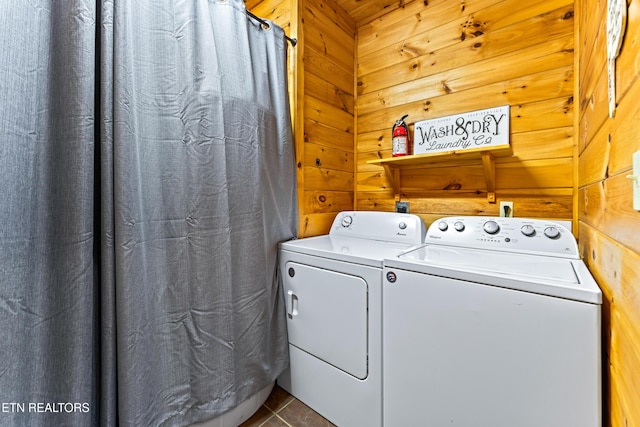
xmin=239 ymin=385 xmax=335 ymax=427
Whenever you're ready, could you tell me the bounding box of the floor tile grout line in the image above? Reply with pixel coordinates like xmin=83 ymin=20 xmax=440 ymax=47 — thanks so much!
xmin=277 ymin=396 xmax=296 ymax=412
xmin=256 ymin=405 xmax=277 ymax=427
xmin=273 ymin=397 xmax=298 ymax=427
xmin=259 ymin=396 xmax=296 ymax=427
xmin=273 ymin=413 xmax=294 ymax=427
xmin=264 ymin=395 xmax=295 ymax=415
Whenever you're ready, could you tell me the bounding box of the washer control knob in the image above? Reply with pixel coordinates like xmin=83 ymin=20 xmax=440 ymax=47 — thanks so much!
xmin=454 ymin=221 xmax=465 ymax=232
xmin=483 ymin=220 xmax=500 ymax=234
xmin=438 ymin=221 xmax=448 ymax=231
xmin=340 ymin=215 xmax=353 ymax=228
xmin=544 ymin=226 xmax=560 ymax=239
xmin=399 ymin=221 xmax=407 ymax=230
xmin=521 ymin=225 xmax=535 ymax=236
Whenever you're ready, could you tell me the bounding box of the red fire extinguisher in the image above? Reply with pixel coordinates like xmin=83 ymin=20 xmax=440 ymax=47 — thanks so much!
xmin=392 ymin=114 xmax=410 ymax=157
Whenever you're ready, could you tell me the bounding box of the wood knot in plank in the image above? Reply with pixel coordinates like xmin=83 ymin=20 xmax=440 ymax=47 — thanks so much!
xmin=443 ymin=183 xmax=462 ymax=190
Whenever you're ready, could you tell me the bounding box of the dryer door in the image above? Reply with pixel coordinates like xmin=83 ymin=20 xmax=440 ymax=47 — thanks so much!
xmin=284 ymin=262 xmax=368 ymax=379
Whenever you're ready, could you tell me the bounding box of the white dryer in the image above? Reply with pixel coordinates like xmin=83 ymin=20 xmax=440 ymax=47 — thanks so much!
xmin=278 ymin=211 xmax=426 ymax=427
xmin=382 ymin=216 xmax=602 ymax=427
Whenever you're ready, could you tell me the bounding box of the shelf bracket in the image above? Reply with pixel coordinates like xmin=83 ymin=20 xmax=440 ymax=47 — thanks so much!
xmin=382 ymin=164 xmax=401 ymax=199
xmin=481 ymin=151 xmax=496 ymax=203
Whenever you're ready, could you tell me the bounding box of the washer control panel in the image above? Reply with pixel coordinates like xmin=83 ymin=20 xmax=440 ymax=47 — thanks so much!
xmin=427 ymin=216 xmax=578 ymax=258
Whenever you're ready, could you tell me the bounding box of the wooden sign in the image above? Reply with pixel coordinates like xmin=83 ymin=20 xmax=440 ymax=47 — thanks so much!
xmin=413 ymin=105 xmax=510 ymax=155
xmin=607 ymin=0 xmax=627 ymax=118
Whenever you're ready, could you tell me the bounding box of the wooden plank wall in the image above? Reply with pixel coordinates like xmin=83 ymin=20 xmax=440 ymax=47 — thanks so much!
xmin=299 ymin=0 xmax=356 ymax=236
xmin=246 ymin=0 xmax=292 ymax=32
xmin=576 ymin=0 xmax=640 ymax=425
xmin=248 ymin=0 xmax=356 ymax=237
xmin=356 ymin=0 xmax=577 ymax=227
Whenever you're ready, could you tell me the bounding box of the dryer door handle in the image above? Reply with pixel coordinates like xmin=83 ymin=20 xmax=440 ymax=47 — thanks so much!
xmin=287 ymin=290 xmax=299 ymax=318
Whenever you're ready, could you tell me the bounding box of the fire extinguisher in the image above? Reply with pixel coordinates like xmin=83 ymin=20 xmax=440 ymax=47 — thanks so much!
xmin=392 ymin=114 xmax=410 ymax=157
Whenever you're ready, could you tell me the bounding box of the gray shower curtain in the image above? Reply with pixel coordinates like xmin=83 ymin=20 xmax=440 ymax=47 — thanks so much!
xmin=1 ymin=1 xmax=296 ymax=426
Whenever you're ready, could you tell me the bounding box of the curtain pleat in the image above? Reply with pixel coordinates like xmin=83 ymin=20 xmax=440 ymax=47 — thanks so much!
xmin=0 ymin=1 xmax=98 ymax=426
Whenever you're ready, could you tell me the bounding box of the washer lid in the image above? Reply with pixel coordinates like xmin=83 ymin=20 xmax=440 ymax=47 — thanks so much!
xmin=387 ymin=245 xmax=602 ymax=304
xmin=415 ymin=245 xmax=578 ymax=283
xmin=280 ymin=235 xmax=421 ymax=267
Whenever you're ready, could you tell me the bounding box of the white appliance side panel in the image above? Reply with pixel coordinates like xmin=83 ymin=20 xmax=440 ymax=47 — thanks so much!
xmin=284 ymin=261 xmax=368 ymax=379
xmin=383 ymin=268 xmax=601 ymax=427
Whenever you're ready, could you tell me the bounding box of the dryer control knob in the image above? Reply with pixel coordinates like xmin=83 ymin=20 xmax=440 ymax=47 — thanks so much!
xmin=340 ymin=215 xmax=353 ymax=228
xmin=483 ymin=220 xmax=500 ymax=234
xmin=544 ymin=226 xmax=560 ymax=239
xmin=438 ymin=221 xmax=448 ymax=231
xmin=454 ymin=221 xmax=465 ymax=232
xmin=399 ymin=221 xmax=407 ymax=230
xmin=521 ymin=225 xmax=535 ymax=236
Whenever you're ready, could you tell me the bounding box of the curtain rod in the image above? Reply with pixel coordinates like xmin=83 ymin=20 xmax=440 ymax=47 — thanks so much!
xmin=246 ymin=10 xmax=297 ymax=46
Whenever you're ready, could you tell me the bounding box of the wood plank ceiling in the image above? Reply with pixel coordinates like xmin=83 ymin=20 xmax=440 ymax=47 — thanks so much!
xmin=244 ymin=0 xmax=404 ymax=25
xmin=334 ymin=0 xmax=406 ymax=25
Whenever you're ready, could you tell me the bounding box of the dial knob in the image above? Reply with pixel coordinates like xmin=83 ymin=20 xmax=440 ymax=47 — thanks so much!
xmin=544 ymin=226 xmax=560 ymax=239
xmin=520 ymin=225 xmax=535 ymax=236
xmin=454 ymin=221 xmax=465 ymax=232
xmin=483 ymin=220 xmax=500 ymax=234
xmin=340 ymin=215 xmax=353 ymax=228
xmin=438 ymin=221 xmax=448 ymax=231
xmin=399 ymin=221 xmax=407 ymax=230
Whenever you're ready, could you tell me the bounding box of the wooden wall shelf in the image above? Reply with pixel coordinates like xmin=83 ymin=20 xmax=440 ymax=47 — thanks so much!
xmin=366 ymin=145 xmax=512 ymax=203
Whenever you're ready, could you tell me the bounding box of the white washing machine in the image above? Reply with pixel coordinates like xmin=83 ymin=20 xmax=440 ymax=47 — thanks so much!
xmin=278 ymin=211 xmax=426 ymax=427
xmin=382 ymin=216 xmax=602 ymax=427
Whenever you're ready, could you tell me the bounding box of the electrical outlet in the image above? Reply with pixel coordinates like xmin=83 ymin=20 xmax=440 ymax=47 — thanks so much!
xmin=499 ymin=201 xmax=514 ymax=217
xmin=396 ymin=201 xmax=409 ymax=213
xmin=633 ymin=150 xmax=640 ymax=210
